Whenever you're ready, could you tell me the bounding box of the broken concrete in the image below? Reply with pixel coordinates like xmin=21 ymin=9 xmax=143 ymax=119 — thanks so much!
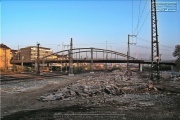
xmin=38 ymin=71 xmax=159 ymax=102
xmin=2 ymin=71 xmax=180 ymax=120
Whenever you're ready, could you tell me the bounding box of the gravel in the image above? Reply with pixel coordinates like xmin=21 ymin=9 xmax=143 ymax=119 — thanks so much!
xmin=0 ymin=78 xmax=63 ymax=93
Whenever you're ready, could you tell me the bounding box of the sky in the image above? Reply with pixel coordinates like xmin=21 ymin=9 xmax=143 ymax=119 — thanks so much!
xmin=1 ymin=0 xmax=180 ymax=60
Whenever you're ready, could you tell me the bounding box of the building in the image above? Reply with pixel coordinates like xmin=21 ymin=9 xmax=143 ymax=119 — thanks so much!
xmin=10 ymin=49 xmax=18 ymax=60
xmin=19 ymin=46 xmax=53 ymax=61
xmin=0 ymin=44 xmax=11 ymax=71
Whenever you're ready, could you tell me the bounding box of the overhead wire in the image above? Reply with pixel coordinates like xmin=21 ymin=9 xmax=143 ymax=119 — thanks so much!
xmin=131 ymin=44 xmax=151 ymax=49
xmin=132 ymin=0 xmax=134 ymax=35
xmin=130 ymin=0 xmax=175 ymax=60
xmin=136 ymin=10 xmax=150 ymax=36
xmin=136 ymin=37 xmax=174 ymax=49
xmin=131 ymin=43 xmax=174 ymax=51
xmin=132 ymin=0 xmax=134 ymax=42
xmin=136 ymin=37 xmax=150 ymax=43
xmin=133 ymin=0 xmax=148 ymax=35
xmin=136 ymin=0 xmax=142 ymax=44
xmin=131 ymin=36 xmax=174 ymax=50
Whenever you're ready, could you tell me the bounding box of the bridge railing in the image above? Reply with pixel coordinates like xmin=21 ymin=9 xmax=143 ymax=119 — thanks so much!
xmin=73 ymin=58 xmax=130 ymax=60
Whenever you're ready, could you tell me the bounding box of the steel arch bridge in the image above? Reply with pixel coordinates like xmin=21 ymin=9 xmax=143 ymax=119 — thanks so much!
xmin=10 ymin=47 xmax=174 ymax=66
xmin=10 ymin=47 xmax=175 ymax=74
xmin=43 ymin=47 xmax=136 ymax=60
xmin=42 ymin=47 xmax=138 ymax=74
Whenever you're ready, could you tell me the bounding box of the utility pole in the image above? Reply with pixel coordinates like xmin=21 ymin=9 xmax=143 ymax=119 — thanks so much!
xmin=106 ymin=41 xmax=108 ymax=70
xmin=37 ymin=43 xmax=40 ymax=75
xmin=61 ymin=42 xmax=64 ymax=72
xmin=110 ymin=46 xmax=113 ymax=67
xmin=57 ymin=44 xmax=60 ymax=52
xmin=4 ymin=49 xmax=7 ymax=73
xmin=42 ymin=55 xmax=45 ymax=71
xmin=90 ymin=48 xmax=94 ymax=73
xmin=17 ymin=45 xmax=20 ymax=72
xmin=21 ymin=56 xmax=24 ymax=72
xmin=110 ymin=46 xmax=112 ymax=59
xmin=18 ymin=45 xmax=20 ymax=60
xmin=78 ymin=48 xmax=80 ymax=72
xmin=127 ymin=34 xmax=136 ymax=77
xmin=13 ymin=53 xmax=15 ymax=72
xmin=69 ymin=38 xmax=74 ymax=76
xmin=63 ymin=44 xmax=70 ymax=73
xmin=106 ymin=41 xmax=108 ymax=60
xmin=151 ymin=0 xmax=160 ymax=81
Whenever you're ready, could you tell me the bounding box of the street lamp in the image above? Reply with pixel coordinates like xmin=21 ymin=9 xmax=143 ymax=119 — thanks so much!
xmin=110 ymin=46 xmax=113 ymax=67
xmin=106 ymin=41 xmax=108 ymax=59
xmin=63 ymin=44 xmax=71 ymax=73
xmin=61 ymin=42 xmax=64 ymax=72
xmin=57 ymin=44 xmax=60 ymax=52
xmin=106 ymin=41 xmax=108 ymax=70
xmin=127 ymin=34 xmax=136 ymax=79
xmin=110 ymin=46 xmax=112 ymax=59
xmin=21 ymin=55 xmax=24 ymax=72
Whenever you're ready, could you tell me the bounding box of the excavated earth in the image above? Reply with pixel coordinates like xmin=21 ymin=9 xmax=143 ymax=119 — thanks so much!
xmin=1 ymin=71 xmax=180 ymax=120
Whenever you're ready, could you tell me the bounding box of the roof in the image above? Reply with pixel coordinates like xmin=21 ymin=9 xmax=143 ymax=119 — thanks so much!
xmin=0 ymin=44 xmax=10 ymax=49
xmin=11 ymin=49 xmax=18 ymax=53
xmin=21 ymin=46 xmax=51 ymax=50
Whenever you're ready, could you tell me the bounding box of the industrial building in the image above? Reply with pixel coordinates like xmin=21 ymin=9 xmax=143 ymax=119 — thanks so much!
xmin=19 ymin=46 xmax=53 ymax=61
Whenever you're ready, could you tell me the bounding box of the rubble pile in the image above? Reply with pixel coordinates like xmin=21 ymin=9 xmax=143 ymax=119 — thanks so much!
xmin=38 ymin=71 xmax=158 ymax=102
xmin=39 ymin=78 xmax=124 ymax=101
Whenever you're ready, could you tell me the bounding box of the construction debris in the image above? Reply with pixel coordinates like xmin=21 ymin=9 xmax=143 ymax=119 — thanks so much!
xmin=38 ymin=71 xmax=159 ymax=102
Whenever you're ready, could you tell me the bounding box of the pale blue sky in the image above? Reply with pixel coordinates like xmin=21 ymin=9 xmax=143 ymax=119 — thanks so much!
xmin=1 ymin=0 xmax=180 ymax=60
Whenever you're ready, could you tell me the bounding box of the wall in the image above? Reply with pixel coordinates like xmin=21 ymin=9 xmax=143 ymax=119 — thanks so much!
xmin=0 ymin=48 xmax=11 ymax=71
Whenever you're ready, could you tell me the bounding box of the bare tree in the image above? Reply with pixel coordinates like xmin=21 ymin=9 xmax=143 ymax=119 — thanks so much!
xmin=173 ymin=45 xmax=180 ymax=70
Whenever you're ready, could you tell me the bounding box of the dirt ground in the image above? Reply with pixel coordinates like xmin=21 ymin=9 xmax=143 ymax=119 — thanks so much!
xmin=1 ymin=72 xmax=180 ymax=120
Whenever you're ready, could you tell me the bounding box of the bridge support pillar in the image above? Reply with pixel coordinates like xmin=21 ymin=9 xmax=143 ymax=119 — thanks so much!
xmin=171 ymin=65 xmax=174 ymax=72
xmin=90 ymin=48 xmax=94 ymax=73
xmin=139 ymin=63 xmax=143 ymax=72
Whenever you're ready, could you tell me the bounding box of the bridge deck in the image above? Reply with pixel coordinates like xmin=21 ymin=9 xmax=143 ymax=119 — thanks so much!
xmin=10 ymin=59 xmax=175 ymax=66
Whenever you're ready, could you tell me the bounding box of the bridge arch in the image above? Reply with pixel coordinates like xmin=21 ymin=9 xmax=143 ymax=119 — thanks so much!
xmin=43 ymin=47 xmax=136 ymax=60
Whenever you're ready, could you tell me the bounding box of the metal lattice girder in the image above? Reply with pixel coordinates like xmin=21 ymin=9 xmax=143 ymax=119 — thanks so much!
xmin=151 ymin=0 xmax=160 ymax=80
xmin=43 ymin=47 xmax=136 ymax=60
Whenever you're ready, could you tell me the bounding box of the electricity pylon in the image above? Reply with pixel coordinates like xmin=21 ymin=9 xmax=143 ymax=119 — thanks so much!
xmin=151 ymin=0 xmax=160 ymax=80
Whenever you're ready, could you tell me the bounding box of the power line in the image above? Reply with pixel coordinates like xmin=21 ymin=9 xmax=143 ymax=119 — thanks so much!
xmin=136 ymin=10 xmax=150 ymax=36
xmin=137 ymin=0 xmax=142 ymax=36
xmin=132 ymin=0 xmax=134 ymax=35
xmin=74 ymin=42 xmax=127 ymax=45
xmin=136 ymin=37 xmax=151 ymax=43
xmin=159 ymin=45 xmax=174 ymax=49
xmin=133 ymin=0 xmax=148 ymax=35
xmin=131 ymin=44 xmax=151 ymax=49
xmin=136 ymin=37 xmax=174 ymax=49
xmin=41 ymin=44 xmax=58 ymax=46
xmin=132 ymin=44 xmax=174 ymax=51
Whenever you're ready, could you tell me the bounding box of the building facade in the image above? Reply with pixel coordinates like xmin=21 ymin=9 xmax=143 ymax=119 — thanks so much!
xmin=20 ymin=46 xmax=53 ymax=61
xmin=11 ymin=49 xmax=18 ymax=60
xmin=0 ymin=44 xmax=11 ymax=71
